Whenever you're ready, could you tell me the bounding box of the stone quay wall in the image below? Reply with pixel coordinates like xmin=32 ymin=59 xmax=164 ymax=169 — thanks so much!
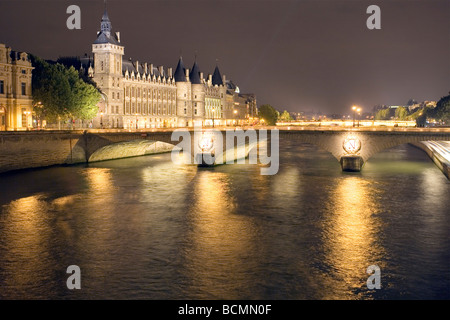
xmin=0 ymin=131 xmax=86 ymax=174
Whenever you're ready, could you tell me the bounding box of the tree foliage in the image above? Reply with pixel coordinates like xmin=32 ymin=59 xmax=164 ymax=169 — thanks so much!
xmin=394 ymin=106 xmax=408 ymax=120
xmin=31 ymin=55 xmax=101 ymax=122
xmin=374 ymin=108 xmax=390 ymax=120
xmin=279 ymin=110 xmax=293 ymax=122
xmin=258 ymin=104 xmax=279 ymax=125
xmin=428 ymin=94 xmax=450 ymax=123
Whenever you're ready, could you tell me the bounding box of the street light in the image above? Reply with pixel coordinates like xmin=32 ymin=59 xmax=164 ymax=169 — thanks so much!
xmin=24 ymin=111 xmax=31 ymax=130
xmin=212 ymin=108 xmax=215 ymax=128
xmin=352 ymin=106 xmax=357 ymax=127
xmin=233 ymin=109 xmax=238 ymax=127
xmin=357 ymin=108 xmax=362 ymax=127
xmin=100 ymin=112 xmax=103 ymax=129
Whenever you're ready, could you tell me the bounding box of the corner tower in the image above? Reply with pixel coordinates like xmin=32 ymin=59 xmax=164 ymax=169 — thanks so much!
xmin=190 ymin=58 xmax=205 ymax=123
xmin=174 ymin=56 xmax=192 ymax=127
xmin=92 ymin=6 xmax=124 ymax=127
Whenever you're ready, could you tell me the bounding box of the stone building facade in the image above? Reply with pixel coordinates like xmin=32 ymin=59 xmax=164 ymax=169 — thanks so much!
xmin=0 ymin=43 xmax=34 ymax=131
xmin=83 ymin=9 xmax=256 ymax=129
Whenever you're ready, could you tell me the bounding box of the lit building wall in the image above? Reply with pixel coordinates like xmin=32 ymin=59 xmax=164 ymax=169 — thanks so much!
xmin=0 ymin=43 xmax=34 ymax=131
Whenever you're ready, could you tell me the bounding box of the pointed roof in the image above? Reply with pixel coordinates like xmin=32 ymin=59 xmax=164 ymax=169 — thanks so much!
xmin=102 ymin=0 xmax=110 ymax=21
xmin=190 ymin=59 xmax=202 ymax=84
xmin=174 ymin=56 xmax=187 ymax=82
xmin=212 ymin=65 xmax=223 ymax=86
xmin=102 ymin=9 xmax=110 ymax=22
xmin=94 ymin=5 xmax=120 ymax=45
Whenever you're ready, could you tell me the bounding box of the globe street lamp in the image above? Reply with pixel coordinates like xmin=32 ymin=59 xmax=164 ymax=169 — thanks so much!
xmin=212 ymin=108 xmax=215 ymax=128
xmin=233 ymin=109 xmax=238 ymax=127
xmin=100 ymin=112 xmax=103 ymax=129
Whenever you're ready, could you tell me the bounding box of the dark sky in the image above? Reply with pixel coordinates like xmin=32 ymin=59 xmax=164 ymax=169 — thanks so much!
xmin=1 ymin=0 xmax=449 ymax=114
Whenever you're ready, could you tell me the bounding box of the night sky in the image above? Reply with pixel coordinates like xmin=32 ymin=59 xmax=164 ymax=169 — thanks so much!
xmin=1 ymin=0 xmax=449 ymax=115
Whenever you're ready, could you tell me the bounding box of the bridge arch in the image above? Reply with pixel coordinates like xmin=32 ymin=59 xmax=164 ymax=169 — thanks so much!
xmin=278 ymin=130 xmax=450 ymax=173
xmin=88 ymin=139 xmax=175 ymax=163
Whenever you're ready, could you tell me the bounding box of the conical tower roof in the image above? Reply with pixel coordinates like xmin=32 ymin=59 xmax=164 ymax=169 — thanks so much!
xmin=212 ymin=65 xmax=223 ymax=86
xmin=174 ymin=56 xmax=187 ymax=82
xmin=190 ymin=59 xmax=202 ymax=84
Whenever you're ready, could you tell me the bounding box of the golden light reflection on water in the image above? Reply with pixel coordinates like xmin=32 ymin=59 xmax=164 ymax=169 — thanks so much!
xmin=272 ymin=166 xmax=300 ymax=204
xmin=320 ymin=176 xmax=385 ymax=299
xmin=1 ymin=195 xmax=50 ymax=293
xmin=184 ymin=171 xmax=258 ymax=299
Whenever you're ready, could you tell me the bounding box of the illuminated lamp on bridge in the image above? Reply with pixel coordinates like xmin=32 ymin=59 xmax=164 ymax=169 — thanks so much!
xmin=341 ymin=134 xmax=364 ymax=172
xmin=197 ymin=131 xmax=216 ymax=167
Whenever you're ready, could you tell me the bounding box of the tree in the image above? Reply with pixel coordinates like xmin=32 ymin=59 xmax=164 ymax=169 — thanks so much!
xmin=428 ymin=93 xmax=450 ymax=123
xmin=374 ymin=108 xmax=390 ymax=120
xmin=395 ymin=106 xmax=408 ymax=120
xmin=258 ymin=104 xmax=279 ymax=125
xmin=408 ymin=107 xmax=426 ymax=121
xmin=31 ymin=55 xmax=101 ymax=123
xmin=279 ymin=110 xmax=293 ymax=122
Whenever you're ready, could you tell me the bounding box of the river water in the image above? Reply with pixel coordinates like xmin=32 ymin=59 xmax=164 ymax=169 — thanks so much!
xmin=0 ymin=140 xmax=448 ymax=300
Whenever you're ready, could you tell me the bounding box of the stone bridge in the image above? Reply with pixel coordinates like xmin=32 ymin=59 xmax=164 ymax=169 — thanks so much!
xmin=277 ymin=128 xmax=450 ymax=171
xmin=0 ymin=128 xmax=449 ymax=174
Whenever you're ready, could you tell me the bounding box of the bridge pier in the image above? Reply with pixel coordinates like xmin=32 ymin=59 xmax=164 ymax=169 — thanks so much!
xmin=340 ymin=155 xmax=364 ymax=172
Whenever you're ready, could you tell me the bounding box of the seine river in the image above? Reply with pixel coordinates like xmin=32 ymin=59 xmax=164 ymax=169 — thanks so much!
xmin=0 ymin=140 xmax=449 ymax=300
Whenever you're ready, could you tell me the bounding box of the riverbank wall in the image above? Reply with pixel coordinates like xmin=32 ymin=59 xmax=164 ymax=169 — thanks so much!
xmin=0 ymin=131 xmax=86 ymax=174
xmin=411 ymin=142 xmax=450 ymax=179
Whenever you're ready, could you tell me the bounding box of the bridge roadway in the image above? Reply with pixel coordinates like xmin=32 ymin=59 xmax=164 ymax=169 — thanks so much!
xmin=0 ymin=126 xmax=449 ymax=175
